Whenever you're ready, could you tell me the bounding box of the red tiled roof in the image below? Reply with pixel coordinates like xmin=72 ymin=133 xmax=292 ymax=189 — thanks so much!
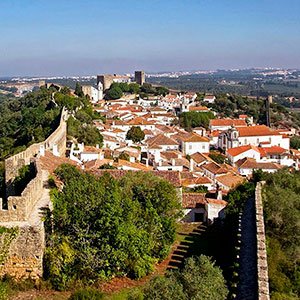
xmin=189 ymin=106 xmax=209 ymax=111
xmin=210 ymin=119 xmax=246 ymax=127
xmin=235 ymin=157 xmax=283 ymax=170
xmin=147 ymin=134 xmax=179 ymax=146
xmin=237 ymin=125 xmax=280 ymax=137
xmin=258 ymin=146 xmax=287 ymax=157
xmin=182 ymin=193 xmax=206 ymax=208
xmin=215 ymin=173 xmax=244 ymax=189
xmin=226 ymin=145 xmax=260 ymax=157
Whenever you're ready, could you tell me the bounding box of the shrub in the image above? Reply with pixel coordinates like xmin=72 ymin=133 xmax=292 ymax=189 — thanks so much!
xmin=69 ymin=288 xmax=104 ymax=300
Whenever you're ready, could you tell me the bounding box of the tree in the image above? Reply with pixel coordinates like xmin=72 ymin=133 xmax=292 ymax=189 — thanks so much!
xmin=118 ymin=152 xmax=130 ymax=161
xmin=155 ymin=86 xmax=169 ymax=96
xmin=75 ymin=83 xmax=84 ymax=97
xmin=141 ymin=83 xmax=155 ymax=94
xmin=107 ymin=87 xmax=123 ymax=99
xmin=129 ymin=255 xmax=228 ymax=300
xmin=129 ymin=83 xmax=140 ymax=94
xmin=119 ymin=83 xmax=130 ymax=92
xmin=44 ymin=165 xmax=182 ymax=289
xmin=60 ymin=86 xmax=71 ymax=95
xmin=126 ymin=126 xmax=145 ymax=143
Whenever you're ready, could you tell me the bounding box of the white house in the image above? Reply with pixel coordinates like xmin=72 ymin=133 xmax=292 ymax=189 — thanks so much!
xmin=174 ymin=132 xmax=210 ymax=155
xmin=218 ymin=125 xmax=290 ymax=151
xmin=226 ymin=145 xmax=261 ymax=164
xmin=235 ymin=158 xmax=282 ymax=176
xmin=203 ymin=95 xmax=216 ymax=103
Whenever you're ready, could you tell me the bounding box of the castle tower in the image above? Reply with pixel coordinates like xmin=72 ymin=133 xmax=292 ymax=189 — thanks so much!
xmin=135 ymin=71 xmax=145 ymax=86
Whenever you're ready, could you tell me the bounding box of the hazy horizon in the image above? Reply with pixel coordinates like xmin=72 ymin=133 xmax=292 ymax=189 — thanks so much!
xmin=1 ymin=0 xmax=300 ymax=77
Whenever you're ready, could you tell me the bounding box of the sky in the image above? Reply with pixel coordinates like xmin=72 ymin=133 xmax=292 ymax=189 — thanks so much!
xmin=0 ymin=0 xmax=300 ymax=76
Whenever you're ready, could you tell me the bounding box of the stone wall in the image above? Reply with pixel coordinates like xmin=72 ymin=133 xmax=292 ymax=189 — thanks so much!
xmin=0 ymin=225 xmax=45 ymax=281
xmin=0 ymin=159 xmax=43 ymax=222
xmin=0 ymin=107 xmax=68 ymax=281
xmin=255 ymin=181 xmax=270 ymax=300
xmin=5 ymin=108 xmax=67 ymax=186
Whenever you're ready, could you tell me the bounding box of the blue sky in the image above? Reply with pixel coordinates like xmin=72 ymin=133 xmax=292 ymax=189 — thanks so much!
xmin=0 ymin=0 xmax=299 ymax=76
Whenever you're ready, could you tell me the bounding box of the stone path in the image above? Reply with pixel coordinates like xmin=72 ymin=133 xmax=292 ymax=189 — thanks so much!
xmin=28 ymin=170 xmax=51 ymax=226
xmin=236 ymin=197 xmax=258 ymax=300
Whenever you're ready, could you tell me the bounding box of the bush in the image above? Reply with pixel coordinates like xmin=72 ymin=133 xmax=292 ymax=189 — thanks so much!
xmin=0 ymin=282 xmax=8 ymax=300
xmin=69 ymin=288 xmax=104 ymax=300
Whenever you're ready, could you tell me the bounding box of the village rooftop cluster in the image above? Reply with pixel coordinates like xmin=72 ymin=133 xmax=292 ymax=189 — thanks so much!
xmin=42 ymin=71 xmax=300 ymax=224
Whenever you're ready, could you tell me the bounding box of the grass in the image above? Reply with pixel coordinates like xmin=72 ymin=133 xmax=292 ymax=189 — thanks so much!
xmin=104 ymin=287 xmax=141 ymax=300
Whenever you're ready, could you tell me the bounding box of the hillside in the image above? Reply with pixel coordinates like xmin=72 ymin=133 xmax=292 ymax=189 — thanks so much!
xmin=203 ymin=94 xmax=300 ymax=129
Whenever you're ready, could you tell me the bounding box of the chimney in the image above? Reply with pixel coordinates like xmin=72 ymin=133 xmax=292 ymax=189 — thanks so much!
xmin=189 ymin=158 xmax=194 ymax=172
xmin=178 ymin=153 xmax=182 ymax=159
xmin=100 ymin=151 xmax=104 ymax=160
xmin=217 ymin=189 xmax=222 ymax=200
xmin=159 ymin=160 xmax=162 ymax=167
xmin=39 ymin=144 xmax=45 ymax=157
xmin=52 ymin=143 xmax=59 ymax=157
xmin=216 ymin=183 xmax=222 ymax=200
xmin=96 ymin=144 xmax=99 ymax=149
xmin=172 ymin=159 xmax=176 ymax=166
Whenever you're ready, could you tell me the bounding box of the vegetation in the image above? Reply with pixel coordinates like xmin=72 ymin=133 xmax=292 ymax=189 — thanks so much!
xmin=183 ymin=185 xmax=208 ymax=193
xmin=127 ymin=255 xmax=228 ymax=300
xmin=263 ymin=169 xmax=300 ymax=299
xmin=126 ymin=126 xmax=145 ymax=143
xmin=290 ymin=136 xmax=300 ymax=149
xmin=11 ymin=163 xmax=36 ymax=196
xmin=44 ymin=165 xmax=182 ymax=290
xmin=208 ymin=153 xmax=228 ymax=164
xmin=69 ymin=288 xmax=104 ymax=300
xmin=178 ymin=111 xmax=215 ymax=130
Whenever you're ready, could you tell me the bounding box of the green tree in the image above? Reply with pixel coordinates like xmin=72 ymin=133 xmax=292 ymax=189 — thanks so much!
xmin=129 ymin=255 xmax=228 ymax=300
xmin=129 ymin=83 xmax=140 ymax=94
xmin=107 ymin=87 xmax=123 ymax=99
xmin=45 ymin=165 xmax=182 ymax=289
xmin=126 ymin=126 xmax=145 ymax=143
xmin=119 ymin=152 xmax=130 ymax=161
xmin=75 ymin=83 xmax=84 ymax=97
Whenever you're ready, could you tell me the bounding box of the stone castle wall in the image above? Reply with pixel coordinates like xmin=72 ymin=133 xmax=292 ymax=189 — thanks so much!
xmin=0 ymin=225 xmax=45 ymax=281
xmin=5 ymin=108 xmax=67 ymax=185
xmin=0 ymin=107 xmax=68 ymax=281
xmin=255 ymin=181 xmax=270 ymax=300
xmin=0 ymin=159 xmax=42 ymax=222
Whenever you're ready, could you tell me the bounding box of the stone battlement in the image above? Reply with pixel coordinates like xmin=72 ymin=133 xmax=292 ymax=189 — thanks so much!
xmin=5 ymin=108 xmax=68 ymax=186
xmin=255 ymin=181 xmax=270 ymax=300
xmin=0 ymin=159 xmax=42 ymax=222
xmin=0 ymin=107 xmax=68 ymax=281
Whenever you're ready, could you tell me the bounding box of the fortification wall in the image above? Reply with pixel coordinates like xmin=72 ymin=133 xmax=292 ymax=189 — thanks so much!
xmin=0 ymin=159 xmax=43 ymax=222
xmin=5 ymin=108 xmax=67 ymax=185
xmin=255 ymin=181 xmax=270 ymax=300
xmin=0 ymin=107 xmax=68 ymax=280
xmin=0 ymin=225 xmax=44 ymax=281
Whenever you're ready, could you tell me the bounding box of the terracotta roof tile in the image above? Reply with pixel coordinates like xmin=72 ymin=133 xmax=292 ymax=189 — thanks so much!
xmin=237 ymin=125 xmax=280 ymax=137
xmin=210 ymin=119 xmax=246 ymax=127
xmin=226 ymin=145 xmax=260 ymax=157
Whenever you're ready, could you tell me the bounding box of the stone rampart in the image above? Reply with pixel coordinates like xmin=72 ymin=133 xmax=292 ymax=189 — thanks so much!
xmin=0 ymin=107 xmax=68 ymax=281
xmin=0 ymin=159 xmax=43 ymax=222
xmin=5 ymin=108 xmax=68 ymax=185
xmin=0 ymin=225 xmax=45 ymax=281
xmin=255 ymin=181 xmax=270 ymax=300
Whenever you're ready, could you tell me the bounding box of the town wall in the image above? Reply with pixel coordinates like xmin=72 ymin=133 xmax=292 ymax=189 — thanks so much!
xmin=0 ymin=107 xmax=68 ymax=281
xmin=0 ymin=225 xmax=45 ymax=281
xmin=5 ymin=108 xmax=68 ymax=186
xmin=255 ymin=181 xmax=270 ymax=300
xmin=0 ymin=159 xmax=42 ymax=222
